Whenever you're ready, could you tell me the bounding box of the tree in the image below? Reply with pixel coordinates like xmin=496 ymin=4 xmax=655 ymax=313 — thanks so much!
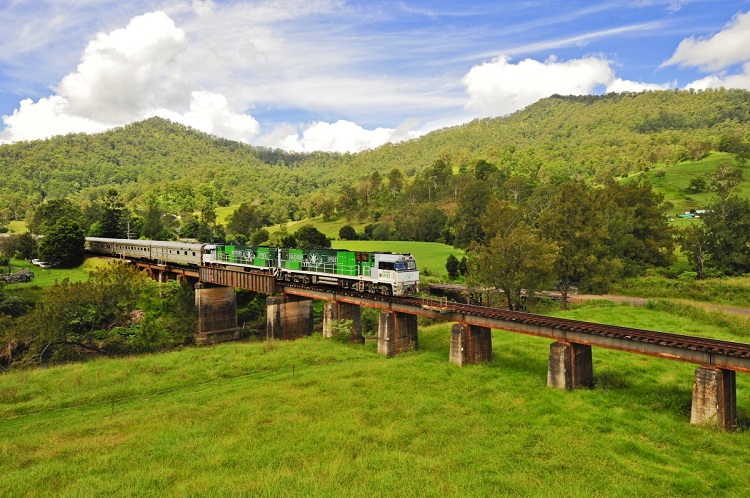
xmin=16 ymin=232 xmax=37 ymax=260
xmin=37 ymin=217 xmax=85 ymax=268
xmin=676 ymin=225 xmax=705 ymax=279
xmin=701 ymin=195 xmax=750 ymax=274
xmin=468 ymin=221 xmax=558 ymax=311
xmin=387 ymin=168 xmax=404 ymax=201
xmin=339 ymin=225 xmax=357 ymax=240
xmin=0 ymin=234 xmax=19 ymax=263
xmin=708 ymin=163 xmax=743 ymax=199
xmin=598 ymin=181 xmax=674 ymax=272
xmin=19 ymin=261 xmax=153 ymax=362
xmin=98 ymin=189 xmax=125 ymax=238
xmin=141 ymin=194 xmax=172 ymax=240
xmin=250 ymin=228 xmax=270 ymax=245
xmin=227 ymin=203 xmax=263 ymax=237
xmin=294 ymin=226 xmax=331 ymax=248
xmin=446 ymin=254 xmax=459 ymax=280
xmin=539 ymin=183 xmax=615 ymax=309
xmin=686 ymin=176 xmax=708 ymax=193
xmin=458 ymin=256 xmax=468 ymax=276
xmin=337 ymin=185 xmax=359 ymax=214
xmin=30 ymin=199 xmax=85 ymax=235
xmin=451 ymin=180 xmax=493 ymax=248
xmin=395 ymin=203 xmax=447 ymax=242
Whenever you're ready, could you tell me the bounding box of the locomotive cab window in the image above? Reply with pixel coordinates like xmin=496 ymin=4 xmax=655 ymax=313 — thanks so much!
xmin=378 ymin=261 xmax=395 ymax=270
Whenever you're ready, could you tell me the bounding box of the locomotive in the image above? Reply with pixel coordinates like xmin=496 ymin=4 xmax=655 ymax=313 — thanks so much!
xmin=85 ymin=237 xmax=420 ymax=296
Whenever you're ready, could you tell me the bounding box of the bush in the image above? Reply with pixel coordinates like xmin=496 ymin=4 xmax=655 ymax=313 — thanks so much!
xmin=339 ymin=225 xmax=357 ymax=240
xmin=446 ymin=254 xmax=459 ymax=280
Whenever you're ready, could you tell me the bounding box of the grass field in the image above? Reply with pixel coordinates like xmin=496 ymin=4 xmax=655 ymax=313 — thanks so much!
xmin=2 ymin=300 xmax=750 ymax=497
xmin=643 ymin=152 xmax=749 ymax=222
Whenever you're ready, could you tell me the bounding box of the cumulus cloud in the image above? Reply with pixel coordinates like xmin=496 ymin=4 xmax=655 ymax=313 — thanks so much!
xmin=280 ymin=120 xmax=400 ymax=153
xmin=462 ymin=55 xmax=614 ymax=117
xmin=662 ymin=11 xmax=750 ymax=71
xmin=685 ymin=62 xmax=750 ymax=91
xmin=151 ymin=91 xmax=260 ymax=142
xmin=0 ymin=10 xmax=260 ymax=145
xmin=0 ymin=96 xmax=108 ymax=142
xmin=57 ymin=11 xmax=188 ymax=123
xmin=606 ymin=78 xmax=672 ymax=93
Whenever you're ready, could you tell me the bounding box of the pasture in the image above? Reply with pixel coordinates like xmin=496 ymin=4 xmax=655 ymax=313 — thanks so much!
xmin=2 ymin=301 xmax=750 ymax=497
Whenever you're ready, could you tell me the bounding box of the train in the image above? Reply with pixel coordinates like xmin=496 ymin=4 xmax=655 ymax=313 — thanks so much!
xmin=84 ymin=237 xmax=420 ymax=296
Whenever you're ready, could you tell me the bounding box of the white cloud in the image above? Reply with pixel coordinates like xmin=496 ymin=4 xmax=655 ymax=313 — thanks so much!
xmin=191 ymin=0 xmax=216 ymax=17
xmin=0 ymin=10 xmax=260 ymax=145
xmin=685 ymin=62 xmax=750 ymax=91
xmin=462 ymin=55 xmax=614 ymax=117
xmin=279 ymin=120 xmax=406 ymax=153
xmin=57 ymin=11 xmax=189 ymax=124
xmin=606 ymin=78 xmax=672 ymax=93
xmin=662 ymin=11 xmax=750 ymax=71
xmin=0 ymin=96 xmax=108 ymax=142
xmin=152 ymin=91 xmax=260 ymax=141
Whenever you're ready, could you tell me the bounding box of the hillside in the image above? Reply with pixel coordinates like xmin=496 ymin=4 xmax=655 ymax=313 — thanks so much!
xmin=1 ymin=88 xmax=749 ymax=219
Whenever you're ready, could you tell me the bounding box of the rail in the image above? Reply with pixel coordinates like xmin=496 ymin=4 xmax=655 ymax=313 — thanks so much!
xmin=280 ymin=283 xmax=750 ymax=373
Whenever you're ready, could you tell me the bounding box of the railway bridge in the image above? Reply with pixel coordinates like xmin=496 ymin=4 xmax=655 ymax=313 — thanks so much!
xmin=136 ymin=261 xmax=749 ymax=432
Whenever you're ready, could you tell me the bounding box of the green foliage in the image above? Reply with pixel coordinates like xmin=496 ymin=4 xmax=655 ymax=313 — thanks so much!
xmin=0 ymin=261 xmax=201 ymax=366
xmin=227 ymin=202 xmax=265 ymax=237
xmin=394 ymin=203 xmax=447 ymax=242
xmin=29 ymin=199 xmax=85 ymax=235
xmin=445 ymin=254 xmax=459 ymax=280
xmin=468 ymin=203 xmax=559 ymax=310
xmin=686 ymin=176 xmax=708 ymax=193
xmin=294 ymin=225 xmax=331 ymax=248
xmin=249 ymin=228 xmax=270 ymax=245
xmin=338 ymin=225 xmax=357 ymax=240
xmin=700 ymin=195 xmax=750 ymax=274
xmin=37 ymin=217 xmax=85 ymax=268
xmin=329 ymin=318 xmax=354 ymax=343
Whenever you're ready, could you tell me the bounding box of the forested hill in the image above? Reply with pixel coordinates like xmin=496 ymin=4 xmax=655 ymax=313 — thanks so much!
xmin=1 ymin=88 xmax=749 ymax=219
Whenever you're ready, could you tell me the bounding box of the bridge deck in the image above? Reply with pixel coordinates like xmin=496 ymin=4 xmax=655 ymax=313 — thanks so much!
xmin=282 ymin=285 xmax=750 ymax=373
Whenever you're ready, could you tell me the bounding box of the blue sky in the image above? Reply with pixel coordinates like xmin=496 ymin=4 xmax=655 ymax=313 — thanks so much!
xmin=1 ymin=0 xmax=749 ymax=151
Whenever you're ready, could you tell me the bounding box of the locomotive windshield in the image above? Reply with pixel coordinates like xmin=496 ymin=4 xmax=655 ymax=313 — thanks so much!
xmin=394 ymin=260 xmax=417 ymax=271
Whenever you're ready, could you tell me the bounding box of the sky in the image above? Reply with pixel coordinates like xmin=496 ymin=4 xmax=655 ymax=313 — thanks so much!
xmin=1 ymin=1 xmax=749 ymax=152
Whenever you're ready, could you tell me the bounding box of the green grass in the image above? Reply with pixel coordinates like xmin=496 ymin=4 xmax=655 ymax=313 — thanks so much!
xmin=5 ymin=220 xmax=27 ymax=233
xmin=2 ymin=307 xmax=750 ymax=496
xmin=644 ymin=151 xmax=749 ymax=219
xmin=270 ymin=216 xmax=369 ymax=239
xmin=614 ymin=274 xmax=750 ymax=308
xmin=4 ymin=258 xmax=104 ymax=289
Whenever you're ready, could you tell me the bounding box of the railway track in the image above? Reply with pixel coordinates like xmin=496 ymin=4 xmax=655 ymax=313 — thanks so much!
xmin=282 ymin=282 xmax=750 ymax=363
xmin=439 ymin=301 xmax=750 ymax=360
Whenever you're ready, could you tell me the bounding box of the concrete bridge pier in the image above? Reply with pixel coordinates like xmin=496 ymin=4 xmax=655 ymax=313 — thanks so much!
xmin=690 ymin=367 xmax=737 ymax=431
xmin=547 ymin=341 xmax=594 ymax=390
xmin=323 ymin=302 xmax=364 ymax=343
xmin=377 ymin=311 xmax=418 ymax=357
xmin=449 ymin=323 xmax=492 ymax=366
xmin=194 ymin=283 xmax=240 ymax=344
xmin=266 ymin=295 xmax=314 ymax=341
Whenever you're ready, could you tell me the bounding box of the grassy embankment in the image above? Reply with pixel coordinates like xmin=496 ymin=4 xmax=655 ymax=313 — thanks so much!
xmin=2 ymin=301 xmax=750 ymax=496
